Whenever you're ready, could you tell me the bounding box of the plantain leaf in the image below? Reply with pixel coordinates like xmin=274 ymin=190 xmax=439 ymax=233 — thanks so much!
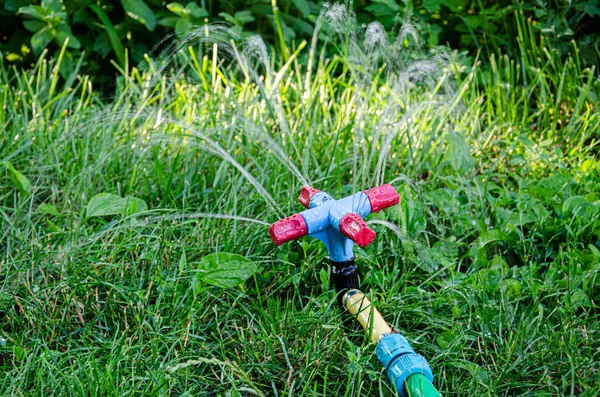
xmin=38 ymin=203 xmax=59 ymax=216
xmin=197 ymin=253 xmax=257 ymax=289
xmin=86 ymin=193 xmax=148 ymax=218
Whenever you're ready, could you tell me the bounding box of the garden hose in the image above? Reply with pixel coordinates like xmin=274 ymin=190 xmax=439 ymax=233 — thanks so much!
xmin=343 ymin=290 xmax=441 ymax=397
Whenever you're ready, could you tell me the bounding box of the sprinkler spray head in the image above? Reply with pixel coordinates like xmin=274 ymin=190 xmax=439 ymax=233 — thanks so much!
xmin=269 ymin=184 xmax=399 ymax=262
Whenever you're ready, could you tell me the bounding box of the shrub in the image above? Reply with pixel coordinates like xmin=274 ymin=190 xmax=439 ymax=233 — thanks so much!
xmin=1 ymin=0 xmax=598 ymax=86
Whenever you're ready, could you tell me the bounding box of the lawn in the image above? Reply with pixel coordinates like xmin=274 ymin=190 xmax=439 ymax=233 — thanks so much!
xmin=1 ymin=11 xmax=599 ymax=397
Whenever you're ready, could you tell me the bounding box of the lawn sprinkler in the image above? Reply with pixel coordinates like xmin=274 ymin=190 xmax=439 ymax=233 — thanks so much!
xmin=269 ymin=184 xmax=442 ymax=397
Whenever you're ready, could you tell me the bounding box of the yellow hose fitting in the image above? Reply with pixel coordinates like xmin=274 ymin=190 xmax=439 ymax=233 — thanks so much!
xmin=343 ymin=289 xmax=392 ymax=343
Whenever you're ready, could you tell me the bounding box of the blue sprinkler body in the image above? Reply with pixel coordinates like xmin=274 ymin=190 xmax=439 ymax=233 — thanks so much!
xmin=301 ymin=190 xmax=372 ymax=262
xmin=269 ymin=184 xmax=400 ymax=262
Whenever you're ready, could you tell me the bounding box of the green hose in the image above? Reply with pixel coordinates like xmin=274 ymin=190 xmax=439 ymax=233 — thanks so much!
xmin=405 ymin=374 xmax=443 ymax=397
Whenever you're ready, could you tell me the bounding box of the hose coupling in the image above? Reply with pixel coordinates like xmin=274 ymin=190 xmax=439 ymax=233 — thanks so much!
xmin=375 ymin=333 xmax=433 ymax=397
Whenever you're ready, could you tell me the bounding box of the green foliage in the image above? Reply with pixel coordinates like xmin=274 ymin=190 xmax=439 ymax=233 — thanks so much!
xmin=196 ymin=252 xmax=258 ymax=289
xmin=0 ymin=0 xmax=320 ymax=83
xmin=3 ymin=0 xmax=598 ymax=87
xmin=360 ymin=0 xmax=600 ymax=67
xmin=162 ymin=2 xmax=208 ymax=37
xmin=86 ymin=192 xmax=148 ymax=217
xmin=1 ymin=161 xmax=31 ymax=196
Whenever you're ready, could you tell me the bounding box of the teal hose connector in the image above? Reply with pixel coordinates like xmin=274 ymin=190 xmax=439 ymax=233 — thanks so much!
xmin=376 ymin=334 xmax=434 ymax=397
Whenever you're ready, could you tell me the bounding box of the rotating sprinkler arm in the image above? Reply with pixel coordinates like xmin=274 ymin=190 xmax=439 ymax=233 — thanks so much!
xmin=269 ymin=184 xmax=443 ymax=397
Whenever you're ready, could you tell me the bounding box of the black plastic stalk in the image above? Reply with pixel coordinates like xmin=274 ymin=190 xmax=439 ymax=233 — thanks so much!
xmin=331 ymin=258 xmax=359 ymax=308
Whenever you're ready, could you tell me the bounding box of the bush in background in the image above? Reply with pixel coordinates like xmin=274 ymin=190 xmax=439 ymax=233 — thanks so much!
xmin=1 ymin=0 xmax=598 ymax=86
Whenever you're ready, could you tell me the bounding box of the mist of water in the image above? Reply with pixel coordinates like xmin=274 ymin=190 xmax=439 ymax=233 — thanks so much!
xmin=73 ymin=2 xmax=460 ymax=239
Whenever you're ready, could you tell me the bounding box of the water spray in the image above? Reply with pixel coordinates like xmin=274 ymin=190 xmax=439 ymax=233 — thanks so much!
xmin=269 ymin=184 xmax=442 ymax=397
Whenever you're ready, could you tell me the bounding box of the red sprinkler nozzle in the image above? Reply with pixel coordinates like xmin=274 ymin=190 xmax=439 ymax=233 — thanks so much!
xmin=269 ymin=214 xmax=308 ymax=246
xmin=339 ymin=213 xmax=376 ymax=247
xmin=366 ymin=184 xmax=400 ymax=212
xmin=298 ymin=186 xmax=321 ymax=209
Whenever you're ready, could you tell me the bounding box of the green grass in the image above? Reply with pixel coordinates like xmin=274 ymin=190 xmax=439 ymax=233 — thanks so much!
xmin=1 ymin=15 xmax=599 ymax=397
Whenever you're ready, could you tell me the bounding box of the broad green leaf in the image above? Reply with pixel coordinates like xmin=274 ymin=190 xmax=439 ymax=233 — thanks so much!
xmin=5 ymin=0 xmax=34 ymax=12
xmin=187 ymin=2 xmax=207 ymax=19
xmin=399 ymin=185 xmax=426 ymax=235
xmin=31 ymin=26 xmax=54 ymax=54
xmin=86 ymin=193 xmax=148 ymax=218
xmin=580 ymin=158 xmax=596 ymax=173
xmin=47 ymin=219 xmax=61 ymax=232
xmin=452 ymin=305 xmax=463 ymax=318
xmin=287 ymin=15 xmax=314 ymax=35
xmin=365 ymin=0 xmax=401 ymax=16
xmin=124 ymin=196 xmax=147 ymax=215
xmin=18 ymin=5 xmax=46 ymax=19
xmin=443 ymin=0 xmax=465 ymax=12
xmin=179 ymin=251 xmax=187 ymax=273
xmin=464 ymin=15 xmax=482 ymax=29
xmin=445 ymin=131 xmax=475 ymax=172
xmin=292 ymin=0 xmax=310 ymax=17
xmin=41 ymin=0 xmax=61 ymax=13
xmin=13 ymin=345 xmax=26 ymax=361
xmin=86 ymin=193 xmax=125 ymax=217
xmin=159 ymin=16 xmax=179 ymax=28
xmin=197 ymin=253 xmax=257 ymax=289
xmin=175 ymin=18 xmax=191 ymax=37
xmin=563 ymin=195 xmax=597 ymax=220
xmin=1 ymin=161 xmax=31 ymax=196
xmin=473 ymin=229 xmax=507 ymax=249
xmin=219 ymin=12 xmax=235 ymax=25
xmin=38 ymin=203 xmax=59 ymax=216
xmin=570 ymin=288 xmax=590 ymax=307
xmin=584 ymin=3 xmax=600 ymax=16
xmin=23 ymin=20 xmax=46 ymax=32
xmin=55 ymin=27 xmax=81 ymax=49
xmin=234 ymin=11 xmax=254 ymax=25
xmin=469 ymin=229 xmax=507 ymax=266
xmin=436 ymin=331 xmax=454 ymax=349
xmin=121 ymin=0 xmax=157 ymax=31
xmin=504 ymin=278 xmax=523 ymax=298
xmin=589 ymin=244 xmax=600 ymax=260
xmin=166 ymin=2 xmax=185 ymax=16
xmin=54 ymin=47 xmax=74 ymax=78
xmin=417 ymin=239 xmax=458 ymax=271
xmin=423 ymin=0 xmax=443 ymax=12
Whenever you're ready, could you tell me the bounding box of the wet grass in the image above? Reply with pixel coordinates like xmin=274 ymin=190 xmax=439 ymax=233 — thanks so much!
xmin=1 ymin=14 xmax=600 ymax=397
